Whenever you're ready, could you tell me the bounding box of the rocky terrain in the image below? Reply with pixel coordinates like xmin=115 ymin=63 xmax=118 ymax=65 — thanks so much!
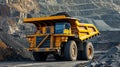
xmin=0 ymin=0 xmax=38 ymax=61
xmin=0 ymin=0 xmax=120 ymax=63
xmin=89 ymin=44 xmax=120 ymax=67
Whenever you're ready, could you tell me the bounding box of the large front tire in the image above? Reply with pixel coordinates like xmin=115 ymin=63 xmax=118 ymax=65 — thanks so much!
xmin=64 ymin=40 xmax=77 ymax=61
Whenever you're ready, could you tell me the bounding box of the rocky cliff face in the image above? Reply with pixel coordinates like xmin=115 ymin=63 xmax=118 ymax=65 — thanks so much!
xmin=0 ymin=0 xmax=120 ymax=29
xmin=34 ymin=0 xmax=120 ymax=28
xmin=0 ymin=0 xmax=120 ymax=32
xmin=0 ymin=0 xmax=39 ymax=61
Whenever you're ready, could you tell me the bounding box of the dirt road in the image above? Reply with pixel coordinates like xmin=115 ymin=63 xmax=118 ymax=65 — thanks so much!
xmin=0 ymin=60 xmax=88 ymax=67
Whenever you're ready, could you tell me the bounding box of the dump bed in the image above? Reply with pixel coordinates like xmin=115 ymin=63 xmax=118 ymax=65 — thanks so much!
xmin=24 ymin=15 xmax=100 ymax=41
xmin=74 ymin=21 xmax=99 ymax=41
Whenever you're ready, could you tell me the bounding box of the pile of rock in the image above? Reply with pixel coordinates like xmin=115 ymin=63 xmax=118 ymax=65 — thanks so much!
xmin=0 ymin=18 xmax=34 ymax=61
xmin=89 ymin=44 xmax=120 ymax=67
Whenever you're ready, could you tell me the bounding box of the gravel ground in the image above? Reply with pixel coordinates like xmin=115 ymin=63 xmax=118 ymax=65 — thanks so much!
xmin=0 ymin=52 xmax=105 ymax=67
xmin=0 ymin=61 xmax=89 ymax=67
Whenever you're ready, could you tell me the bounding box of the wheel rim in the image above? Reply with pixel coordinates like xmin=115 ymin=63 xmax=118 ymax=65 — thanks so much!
xmin=87 ymin=45 xmax=93 ymax=58
xmin=71 ymin=44 xmax=77 ymax=57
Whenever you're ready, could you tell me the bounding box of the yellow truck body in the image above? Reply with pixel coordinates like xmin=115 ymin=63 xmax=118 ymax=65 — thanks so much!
xmin=24 ymin=15 xmax=100 ymax=61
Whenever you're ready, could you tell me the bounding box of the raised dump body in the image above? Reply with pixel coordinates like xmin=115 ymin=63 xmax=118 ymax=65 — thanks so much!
xmin=24 ymin=15 xmax=100 ymax=61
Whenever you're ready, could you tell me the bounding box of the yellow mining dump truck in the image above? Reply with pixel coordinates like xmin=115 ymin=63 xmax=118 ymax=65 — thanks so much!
xmin=24 ymin=15 xmax=100 ymax=61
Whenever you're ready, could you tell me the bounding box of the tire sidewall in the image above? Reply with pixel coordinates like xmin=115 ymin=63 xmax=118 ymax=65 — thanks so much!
xmin=85 ymin=42 xmax=94 ymax=60
xmin=70 ymin=41 xmax=77 ymax=60
xmin=64 ymin=41 xmax=77 ymax=61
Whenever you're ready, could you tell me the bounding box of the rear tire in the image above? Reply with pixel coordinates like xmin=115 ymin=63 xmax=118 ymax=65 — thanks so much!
xmin=82 ymin=42 xmax=94 ymax=60
xmin=64 ymin=40 xmax=77 ymax=61
xmin=33 ymin=52 xmax=48 ymax=61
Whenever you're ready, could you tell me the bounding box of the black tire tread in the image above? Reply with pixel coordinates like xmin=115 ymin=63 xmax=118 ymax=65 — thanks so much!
xmin=82 ymin=42 xmax=94 ymax=60
xmin=64 ymin=40 xmax=77 ymax=61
